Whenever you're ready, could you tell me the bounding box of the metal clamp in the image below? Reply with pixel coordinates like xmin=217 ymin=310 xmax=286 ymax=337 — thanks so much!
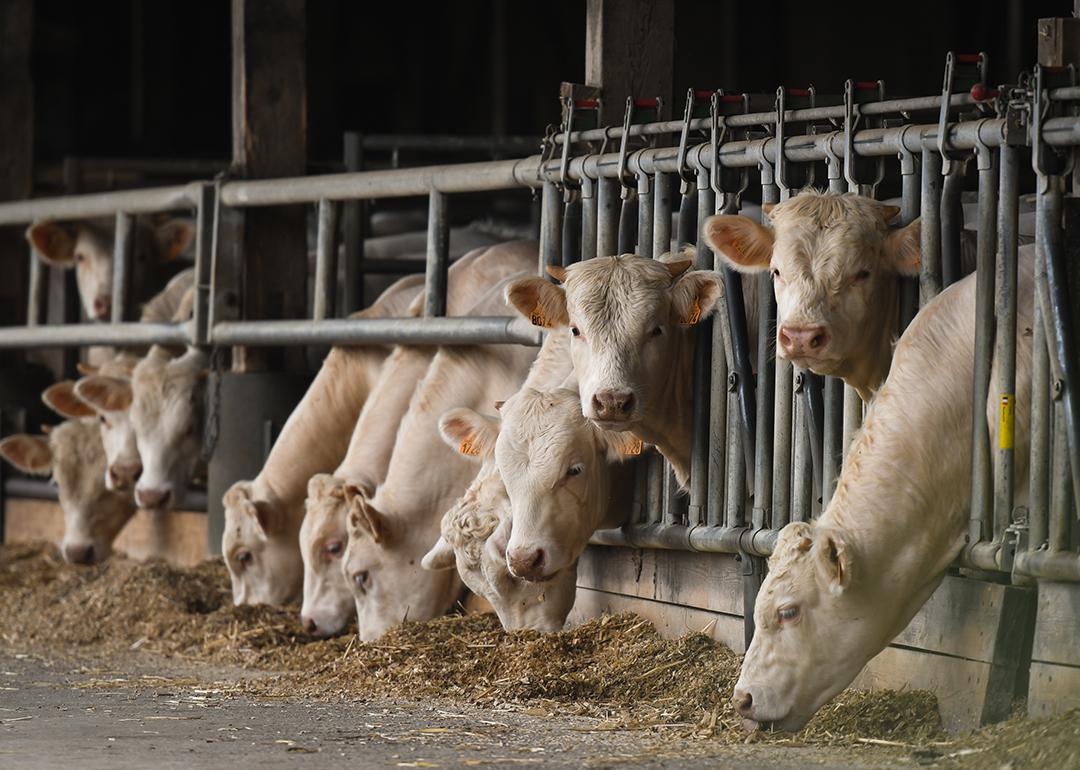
xmin=843 ymin=78 xmax=887 ymax=192
xmin=676 ymin=88 xmax=715 ymax=195
xmin=895 ymin=123 xmax=918 ymax=176
xmin=1033 ymin=64 xmax=1078 ymax=183
xmin=938 ymin=52 xmax=988 ymax=174
xmin=708 ymin=92 xmax=751 ymax=201
xmin=774 ymin=86 xmax=816 ymax=196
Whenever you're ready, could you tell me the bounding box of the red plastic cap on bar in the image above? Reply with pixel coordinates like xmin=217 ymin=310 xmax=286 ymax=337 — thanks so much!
xmin=786 ymin=88 xmax=812 ymax=97
xmin=574 ymin=99 xmax=599 ymax=109
xmin=719 ymin=94 xmax=745 ymax=103
xmin=956 ymin=53 xmax=983 ymax=64
xmin=969 ymin=83 xmax=999 ymax=101
xmin=853 ymin=81 xmax=880 ymax=90
xmin=634 ymin=98 xmax=659 ymax=108
xmin=695 ymin=89 xmax=715 ymax=99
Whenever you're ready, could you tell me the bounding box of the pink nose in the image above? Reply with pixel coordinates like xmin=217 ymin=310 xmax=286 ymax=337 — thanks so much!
xmin=506 ymin=546 xmax=546 ymax=581
xmin=591 ymin=389 xmax=635 ymax=421
xmin=109 ymin=463 xmax=142 ymax=489
xmin=64 ymin=543 xmax=95 ymax=565
xmin=302 ymin=616 xmax=318 ymax=635
xmin=92 ymin=295 xmax=111 ymax=319
xmin=733 ymin=686 xmax=755 ymax=718
xmin=778 ymin=325 xmax=830 ymax=357
xmin=136 ymin=487 xmax=171 ymax=510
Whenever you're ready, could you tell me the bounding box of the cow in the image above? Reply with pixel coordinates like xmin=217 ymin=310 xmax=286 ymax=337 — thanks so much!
xmin=731 ymin=248 xmax=1034 ymax=732
xmin=505 ymin=255 xmax=723 ymax=486
xmin=703 ymin=191 xmax=922 ymax=400
xmin=26 ymin=217 xmax=194 ymax=321
xmin=339 ymin=278 xmax=538 ymax=641
xmin=222 ymin=274 xmax=424 ymax=608
xmin=0 ymin=415 xmax=136 ymax=565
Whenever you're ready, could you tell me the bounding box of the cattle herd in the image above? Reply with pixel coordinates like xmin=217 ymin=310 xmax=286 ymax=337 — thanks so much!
xmin=0 ymin=190 xmax=1035 ymax=731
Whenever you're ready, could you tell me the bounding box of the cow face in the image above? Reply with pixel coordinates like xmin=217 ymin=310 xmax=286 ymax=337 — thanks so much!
xmin=0 ymin=422 xmax=135 ymax=565
xmin=222 ymin=481 xmax=303 ymax=607
xmin=506 ymin=256 xmax=722 ymax=430
xmin=341 ymin=483 xmax=461 ymax=641
xmin=733 ymin=521 xmax=871 ymax=732
xmin=26 ymin=219 xmax=194 ymax=321
xmin=422 ymin=408 xmax=576 ymax=632
xmin=68 ymin=361 xmax=143 ymax=492
xmin=704 ymin=193 xmax=920 ymax=391
xmin=298 ymin=474 xmax=357 ymax=637
xmin=488 ymin=388 xmax=637 ymax=582
xmin=131 ymin=347 xmax=206 ymax=513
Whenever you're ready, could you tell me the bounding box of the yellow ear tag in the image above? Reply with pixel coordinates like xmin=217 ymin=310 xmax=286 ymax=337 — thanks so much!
xmin=530 ymin=304 xmax=547 ymax=327
xmin=681 ymin=299 xmax=702 ymax=326
xmin=459 ymin=439 xmax=482 ymax=457
xmin=623 ymin=437 xmax=644 ymax=456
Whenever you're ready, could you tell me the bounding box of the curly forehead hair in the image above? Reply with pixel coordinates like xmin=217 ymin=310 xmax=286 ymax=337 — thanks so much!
xmin=769 ymin=190 xmax=892 ymax=233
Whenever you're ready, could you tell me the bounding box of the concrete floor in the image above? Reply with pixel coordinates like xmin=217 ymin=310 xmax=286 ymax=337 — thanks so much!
xmin=0 ymin=654 xmax=912 ymax=770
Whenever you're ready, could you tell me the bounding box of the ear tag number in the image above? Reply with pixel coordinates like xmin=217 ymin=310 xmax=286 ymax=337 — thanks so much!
xmin=623 ymin=438 xmax=644 ymax=456
xmin=459 ymin=439 xmax=481 ymax=457
xmin=530 ymin=304 xmax=547 ymax=327
xmin=681 ymin=299 xmax=702 ymax=326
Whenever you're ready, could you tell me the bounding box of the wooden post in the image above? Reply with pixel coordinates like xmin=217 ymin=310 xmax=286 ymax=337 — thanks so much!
xmin=585 ymin=0 xmax=674 ymax=124
xmin=231 ymin=0 xmax=308 ymax=372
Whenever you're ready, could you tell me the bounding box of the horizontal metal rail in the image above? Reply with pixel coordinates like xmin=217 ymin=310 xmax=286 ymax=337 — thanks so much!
xmin=3 ymin=478 xmax=209 ymax=513
xmin=0 ymin=184 xmax=200 ymax=226
xmin=0 ymin=322 xmax=190 ymax=349
xmin=209 ymin=316 xmax=543 ymax=347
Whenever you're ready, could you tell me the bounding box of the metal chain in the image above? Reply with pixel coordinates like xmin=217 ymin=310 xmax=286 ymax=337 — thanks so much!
xmin=200 ymin=345 xmax=227 ymax=463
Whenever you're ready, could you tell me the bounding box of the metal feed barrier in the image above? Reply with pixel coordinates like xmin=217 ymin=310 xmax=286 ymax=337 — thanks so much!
xmin=1 ymin=63 xmax=1079 ymax=595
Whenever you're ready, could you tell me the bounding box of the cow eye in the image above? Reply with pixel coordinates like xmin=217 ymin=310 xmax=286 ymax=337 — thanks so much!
xmin=352 ymin=571 xmax=370 ymax=592
xmin=650 ymin=326 xmax=663 ymax=337
xmin=325 ymin=540 xmax=343 ymax=558
xmin=75 ymin=253 xmax=86 ymax=263
xmin=771 ymin=267 xmax=781 ymax=279
xmin=236 ymin=550 xmax=253 ymax=567
xmin=854 ymin=269 xmax=871 ymax=281
xmin=566 ymin=463 xmax=584 ymax=477
xmin=570 ymin=326 xmax=581 ymax=338
xmin=99 ymin=415 xmax=108 ymax=426
xmin=778 ymin=605 xmax=800 ymax=622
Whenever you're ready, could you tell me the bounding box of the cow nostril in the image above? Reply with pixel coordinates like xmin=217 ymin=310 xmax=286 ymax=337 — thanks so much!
xmin=734 ymin=689 xmax=754 ymax=716
xmin=65 ymin=544 xmax=94 ymax=565
xmin=619 ymin=393 xmax=635 ymax=414
xmin=810 ymin=330 xmax=828 ymax=349
xmin=302 ymin=617 xmax=318 ymax=635
xmin=530 ymin=549 xmax=545 ymax=570
xmin=132 ymin=465 xmax=143 ymax=481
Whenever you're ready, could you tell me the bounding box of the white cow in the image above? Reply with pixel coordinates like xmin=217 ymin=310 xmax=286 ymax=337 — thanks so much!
xmin=505 ymin=255 xmax=723 ymax=486
xmin=26 ymin=217 xmax=194 ymax=321
xmin=703 ymin=191 xmax=922 ymax=400
xmin=340 ymin=278 xmax=538 ymax=641
xmin=732 ymin=249 xmax=1034 ymax=732
xmin=222 ymin=275 xmax=424 ymax=608
xmin=0 ymin=416 xmax=135 ymax=565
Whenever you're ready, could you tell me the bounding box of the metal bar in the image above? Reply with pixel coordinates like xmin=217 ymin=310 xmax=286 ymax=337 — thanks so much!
xmin=919 ymin=149 xmax=944 ymax=303
xmin=26 ymin=250 xmax=44 ymax=326
xmin=192 ymin=183 xmax=216 ymax=347
xmin=592 ymin=522 xmax=777 ymax=558
xmin=342 ymin=131 xmax=365 ymax=315
xmin=1028 ymin=296 xmax=1051 ymax=552
xmin=969 ymin=151 xmax=998 ymax=544
xmin=688 ymin=169 xmax=715 ymax=526
xmin=0 ymin=184 xmax=198 ymax=225
xmin=821 ymin=376 xmax=844 ymax=507
xmin=540 ymin=181 xmax=563 ymax=273
xmin=992 ymin=144 xmax=1020 ymax=541
xmin=636 ymin=173 xmax=653 ymax=259
xmin=0 ymin=322 xmax=190 ymax=348
xmin=792 ymin=377 xmax=815 ymax=523
xmin=313 ymin=198 xmax=340 ymax=322
xmin=562 ymin=193 xmax=582 ymax=266
xmin=580 ymin=176 xmax=598 ymax=261
xmin=210 ymin=316 xmax=542 ymax=347
xmin=677 ymin=188 xmax=697 ymax=247
xmin=618 ymin=194 xmax=637 ymax=253
xmin=940 ymin=162 xmax=965 ymax=287
xmin=357 ymin=134 xmax=538 ymax=153
xmin=1050 ymin=401 xmax=1072 ymax=552
xmin=753 ymin=183 xmax=779 ymax=530
xmin=652 ymin=172 xmax=673 ymax=257
xmin=110 ymin=211 xmax=134 ymax=323
xmin=898 ymin=144 xmax=921 ymax=330
xmin=596 ymin=176 xmax=619 ymax=257
xmin=1014 ymin=549 xmax=1080 ymax=581
xmin=771 ymin=356 xmax=794 ymax=529
xmin=424 ymin=190 xmax=450 ymax=317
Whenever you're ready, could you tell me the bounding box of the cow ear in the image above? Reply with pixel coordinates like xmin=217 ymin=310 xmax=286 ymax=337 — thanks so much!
xmin=421 ymin=536 xmax=457 ymax=571
xmin=438 ymin=408 xmax=500 ymax=460
xmin=702 ymin=215 xmax=774 ymax=273
xmin=74 ymin=375 xmax=133 ymax=413
xmin=670 ymin=270 xmax=723 ymax=327
xmin=76 ymin=362 xmax=99 ymax=376
xmin=26 ymin=221 xmax=77 ymax=267
xmin=154 ymin=219 xmax=195 ymax=261
xmin=813 ymin=528 xmax=854 ymax=596
xmin=875 ymin=202 xmax=901 ymax=224
xmin=505 ymin=276 xmax=569 ymax=328
xmin=345 ymin=484 xmax=392 ymax=545
xmin=244 ymin=499 xmax=283 ymax=538
xmin=884 ymin=218 xmax=921 ymax=277
xmin=42 ymin=381 xmax=97 ymax=419
xmin=0 ymin=434 xmax=53 ymax=475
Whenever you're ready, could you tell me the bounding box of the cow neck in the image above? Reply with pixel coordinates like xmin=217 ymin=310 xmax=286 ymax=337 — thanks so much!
xmin=634 ymin=326 xmax=697 ymax=485
xmin=833 ymin=280 xmax=900 ymax=402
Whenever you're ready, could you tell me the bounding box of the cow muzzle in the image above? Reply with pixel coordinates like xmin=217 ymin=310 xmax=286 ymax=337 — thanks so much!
xmin=588 ymin=389 xmax=636 ymax=425
xmin=506 ymin=545 xmax=551 ymax=582
xmin=108 ymin=462 xmax=143 ymax=491
xmin=778 ymin=324 xmax=831 ymax=361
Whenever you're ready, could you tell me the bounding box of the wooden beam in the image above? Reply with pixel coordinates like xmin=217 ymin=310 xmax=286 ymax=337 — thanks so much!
xmin=585 ymin=0 xmax=674 ymax=125
xmin=231 ymin=0 xmax=309 ymax=372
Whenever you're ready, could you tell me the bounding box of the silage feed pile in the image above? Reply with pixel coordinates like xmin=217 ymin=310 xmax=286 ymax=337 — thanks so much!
xmin=3 ymin=541 xmax=1078 ymax=763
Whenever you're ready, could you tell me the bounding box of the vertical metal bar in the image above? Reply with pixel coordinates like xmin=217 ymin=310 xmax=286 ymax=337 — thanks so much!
xmin=596 ymin=176 xmax=619 ymax=257
xmin=792 ymin=375 xmax=815 ymax=523
xmin=424 ymin=190 xmax=450 ymax=317
xmin=708 ymin=193 xmax=735 ymax=529
xmin=342 ymin=131 xmax=365 ymax=314
xmin=26 ymin=251 xmax=44 ymax=326
xmin=313 ymin=198 xmax=339 ymax=322
xmin=689 ymin=170 xmax=715 ymax=526
xmin=677 ymin=187 xmax=697 ymax=247
xmin=540 ymin=181 xmax=563 ymax=273
xmin=581 ymin=176 xmax=598 ymax=262
xmin=898 ymin=149 xmax=921 ymax=330
xmin=111 ymin=211 xmax=134 ymax=324
xmin=753 ymin=182 xmax=779 ymax=530
xmin=969 ymin=149 xmax=998 ymax=544
xmin=636 ymin=173 xmax=653 ymax=259
xmin=653 ymin=172 xmax=673 ymax=257
xmin=992 ymin=145 xmax=1020 ymax=540
xmin=919 ymin=149 xmax=944 ymax=304
xmin=618 ymin=194 xmax=637 ymax=254
xmin=940 ymin=163 xmax=966 ymax=288
xmin=1050 ymin=401 xmax=1071 ymax=553
xmin=771 ymin=353 xmax=794 ymax=528
xmin=562 ymin=193 xmax=582 ymax=266
xmin=821 ymin=375 xmax=844 ymax=506
xmin=1028 ymin=298 xmax=1050 ymax=552
xmin=192 ymin=182 xmax=216 ymax=347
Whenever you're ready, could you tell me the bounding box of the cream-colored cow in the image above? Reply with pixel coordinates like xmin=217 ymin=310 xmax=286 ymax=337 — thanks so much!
xmin=704 ymin=191 xmax=921 ymax=400
xmin=732 ymin=248 xmax=1034 ymax=732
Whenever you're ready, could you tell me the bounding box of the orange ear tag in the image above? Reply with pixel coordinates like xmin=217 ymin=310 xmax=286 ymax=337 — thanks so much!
xmin=459 ymin=439 xmax=481 ymax=457
xmin=623 ymin=437 xmax=644 ymax=456
xmin=530 ymin=304 xmax=548 ymax=327
xmin=681 ymin=299 xmax=702 ymax=326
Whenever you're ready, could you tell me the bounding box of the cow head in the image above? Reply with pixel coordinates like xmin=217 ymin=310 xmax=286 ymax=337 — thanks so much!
xmin=489 ymin=388 xmax=638 ymax=581
xmin=422 ymin=407 xmax=576 ymax=632
xmin=704 ymin=192 xmax=921 ymax=394
xmin=0 ymin=421 xmax=135 ymax=565
xmin=131 ymin=347 xmax=206 ymax=512
xmin=341 ymin=482 xmax=461 ymax=641
xmin=222 ymin=480 xmax=303 ymax=607
xmin=733 ymin=520 xmax=879 ymax=732
xmin=506 ymin=255 xmax=722 ymax=430
xmin=66 ymin=356 xmax=142 ymax=492
xmin=298 ymin=474 xmax=357 ymax=637
xmin=26 ymin=218 xmax=194 ymax=321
